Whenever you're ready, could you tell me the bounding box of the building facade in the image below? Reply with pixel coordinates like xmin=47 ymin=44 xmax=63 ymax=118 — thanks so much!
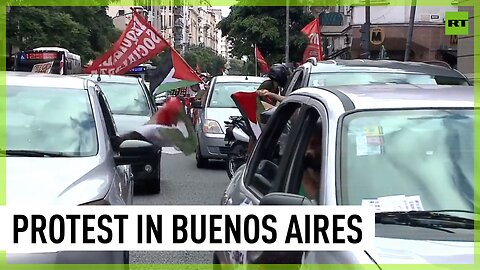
xmin=349 ymin=6 xmax=458 ymax=66
xmin=457 ymin=5 xmax=476 ymax=83
xmin=106 ymin=5 xmax=230 ymax=60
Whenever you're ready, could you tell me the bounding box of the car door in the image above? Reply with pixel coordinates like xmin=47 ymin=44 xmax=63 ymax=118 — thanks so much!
xmin=283 ymin=68 xmax=305 ymax=97
xmin=95 ymin=87 xmax=134 ymax=205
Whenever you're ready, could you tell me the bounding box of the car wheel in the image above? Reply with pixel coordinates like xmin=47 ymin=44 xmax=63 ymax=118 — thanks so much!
xmin=123 ymin=251 xmax=129 ymax=265
xmin=226 ymin=142 xmax=248 ymax=179
xmin=196 ymin=145 xmax=209 ymax=168
xmin=212 ymin=253 xmax=221 ymax=270
xmin=146 ymin=155 xmax=161 ymax=194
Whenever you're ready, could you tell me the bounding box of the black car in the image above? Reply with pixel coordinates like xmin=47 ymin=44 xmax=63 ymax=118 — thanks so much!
xmin=77 ymin=74 xmax=162 ymax=194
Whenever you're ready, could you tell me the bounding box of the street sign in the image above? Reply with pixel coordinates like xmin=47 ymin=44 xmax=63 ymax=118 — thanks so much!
xmin=370 ymin=28 xmax=385 ymax=45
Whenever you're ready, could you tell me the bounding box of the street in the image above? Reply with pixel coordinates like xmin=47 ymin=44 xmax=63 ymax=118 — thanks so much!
xmin=131 ymin=148 xmax=230 ymax=264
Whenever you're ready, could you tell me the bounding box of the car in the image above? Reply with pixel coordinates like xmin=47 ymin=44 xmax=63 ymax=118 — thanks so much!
xmin=214 ymin=84 xmax=475 ymax=265
xmin=192 ymin=75 xmax=267 ymax=168
xmin=5 ymin=71 xmax=156 ymax=264
xmin=77 ymin=74 xmax=162 ymax=194
xmin=282 ymin=59 xmax=471 ymax=97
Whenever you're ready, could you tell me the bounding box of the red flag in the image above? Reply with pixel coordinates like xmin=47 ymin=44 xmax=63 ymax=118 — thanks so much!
xmin=301 ymin=18 xmax=324 ymax=62
xmin=255 ymin=45 xmax=269 ymax=74
xmin=85 ymin=11 xmax=170 ymax=74
xmin=230 ymin=92 xmax=265 ymax=140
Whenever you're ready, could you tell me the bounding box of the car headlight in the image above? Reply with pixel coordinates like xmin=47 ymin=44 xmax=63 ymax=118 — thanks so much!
xmin=203 ymin=119 xmax=223 ymax=134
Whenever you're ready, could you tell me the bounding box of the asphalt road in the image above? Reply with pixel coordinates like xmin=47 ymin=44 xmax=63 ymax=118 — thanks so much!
xmin=131 ymin=147 xmax=230 ymax=264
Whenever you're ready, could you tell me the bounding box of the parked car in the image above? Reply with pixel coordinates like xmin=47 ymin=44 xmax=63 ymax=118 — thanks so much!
xmin=214 ymin=84 xmax=475 ymax=265
xmin=282 ymin=59 xmax=471 ymax=97
xmin=77 ymin=74 xmax=162 ymax=194
xmin=192 ymin=75 xmax=267 ymax=168
xmin=6 ymin=71 xmax=156 ymax=264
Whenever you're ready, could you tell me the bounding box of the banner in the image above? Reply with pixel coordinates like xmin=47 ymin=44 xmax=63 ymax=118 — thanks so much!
xmin=85 ymin=11 xmax=170 ymax=75
xmin=31 ymin=61 xmax=54 ymax=73
xmin=301 ymin=18 xmax=324 ymax=62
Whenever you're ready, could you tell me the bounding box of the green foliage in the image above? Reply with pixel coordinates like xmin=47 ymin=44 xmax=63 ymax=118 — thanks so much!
xmin=218 ymin=5 xmax=314 ymax=64
xmin=183 ymin=45 xmax=227 ymax=76
xmin=6 ymin=6 xmax=121 ymax=64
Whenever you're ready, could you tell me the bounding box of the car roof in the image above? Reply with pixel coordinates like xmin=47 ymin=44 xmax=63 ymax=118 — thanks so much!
xmin=308 ymin=59 xmax=466 ymax=78
xmin=297 ymin=84 xmax=473 ymax=110
xmin=6 ymin=71 xmax=87 ymax=89
xmin=76 ymin=74 xmax=140 ymax=84
xmin=213 ymin=75 xmax=267 ymax=83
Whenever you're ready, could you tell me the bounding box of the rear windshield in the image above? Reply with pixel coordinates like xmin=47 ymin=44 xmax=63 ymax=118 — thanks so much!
xmin=309 ymin=72 xmax=469 ymax=87
xmin=208 ymin=82 xmax=262 ymax=108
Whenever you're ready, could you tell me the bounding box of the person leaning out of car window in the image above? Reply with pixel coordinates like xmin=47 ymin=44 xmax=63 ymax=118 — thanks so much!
xmin=298 ymin=125 xmax=322 ymax=202
xmin=256 ymin=63 xmax=291 ymax=108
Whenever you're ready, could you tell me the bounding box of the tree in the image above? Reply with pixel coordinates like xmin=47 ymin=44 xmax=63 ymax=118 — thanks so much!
xmin=217 ymin=4 xmax=314 ymax=65
xmin=183 ymin=45 xmax=226 ymax=76
xmin=6 ymin=6 xmax=121 ymax=64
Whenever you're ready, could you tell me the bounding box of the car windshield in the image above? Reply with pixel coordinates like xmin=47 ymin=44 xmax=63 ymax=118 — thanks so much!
xmin=309 ymin=72 xmax=469 ymax=87
xmin=6 ymin=85 xmax=98 ymax=157
xmin=208 ymin=82 xmax=262 ymax=108
xmin=97 ymin=82 xmax=151 ymax=116
xmin=339 ymin=109 xmax=473 ymax=213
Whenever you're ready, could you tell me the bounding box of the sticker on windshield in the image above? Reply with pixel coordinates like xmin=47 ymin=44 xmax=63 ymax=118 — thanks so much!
xmin=363 ymin=195 xmax=424 ymax=212
xmin=356 ymin=126 xmax=385 ymax=156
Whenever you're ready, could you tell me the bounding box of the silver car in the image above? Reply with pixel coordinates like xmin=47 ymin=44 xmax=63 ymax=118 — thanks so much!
xmin=215 ymin=84 xmax=475 ymax=265
xmin=6 ymin=72 xmax=155 ymax=264
xmin=192 ymin=75 xmax=267 ymax=168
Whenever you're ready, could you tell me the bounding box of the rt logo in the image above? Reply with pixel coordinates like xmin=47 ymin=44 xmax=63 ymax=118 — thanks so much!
xmin=445 ymin=12 xmax=469 ymax=35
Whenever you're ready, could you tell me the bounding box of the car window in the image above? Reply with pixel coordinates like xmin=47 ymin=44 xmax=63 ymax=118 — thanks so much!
xmin=308 ymin=72 xmax=469 ymax=87
xmin=208 ymin=82 xmax=262 ymax=108
xmin=6 ymin=85 xmax=98 ymax=156
xmin=284 ymin=110 xmax=323 ymax=202
xmin=246 ymin=102 xmax=303 ymax=196
xmin=339 ymin=109 xmax=473 ymax=212
xmin=283 ymin=70 xmax=303 ymax=96
xmin=96 ymin=82 xmax=152 ymax=116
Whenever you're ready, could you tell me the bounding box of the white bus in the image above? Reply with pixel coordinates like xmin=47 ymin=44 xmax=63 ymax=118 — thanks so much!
xmin=14 ymin=47 xmax=82 ymax=75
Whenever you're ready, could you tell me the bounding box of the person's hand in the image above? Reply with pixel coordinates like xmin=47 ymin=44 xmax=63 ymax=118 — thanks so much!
xmin=256 ymin=89 xmax=271 ymax=97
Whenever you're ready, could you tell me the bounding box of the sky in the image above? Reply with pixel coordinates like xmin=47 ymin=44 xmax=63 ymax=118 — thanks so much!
xmin=213 ymin=6 xmax=231 ymax=17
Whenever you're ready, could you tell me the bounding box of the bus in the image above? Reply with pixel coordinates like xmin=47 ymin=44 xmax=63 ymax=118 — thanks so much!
xmin=13 ymin=47 xmax=82 ymax=75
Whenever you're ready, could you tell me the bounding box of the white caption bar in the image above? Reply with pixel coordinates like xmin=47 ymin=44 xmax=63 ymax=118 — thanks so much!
xmin=0 ymin=206 xmax=374 ymax=253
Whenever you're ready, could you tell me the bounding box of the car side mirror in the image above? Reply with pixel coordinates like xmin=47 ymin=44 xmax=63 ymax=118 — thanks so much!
xmin=259 ymin=192 xmax=314 ymax=205
xmin=191 ymin=100 xmax=202 ymax=109
xmin=114 ymin=139 xmax=157 ymax=166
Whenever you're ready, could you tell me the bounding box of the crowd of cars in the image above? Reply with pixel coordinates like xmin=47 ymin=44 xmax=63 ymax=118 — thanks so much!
xmin=5 ymin=57 xmax=476 ymax=265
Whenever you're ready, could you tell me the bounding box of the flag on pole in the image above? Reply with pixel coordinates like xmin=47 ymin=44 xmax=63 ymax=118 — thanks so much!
xmin=230 ymin=92 xmax=265 ymax=140
xmin=84 ymin=10 xmax=170 ymax=75
xmin=148 ymin=48 xmax=203 ymax=95
xmin=301 ymin=18 xmax=324 ymax=62
xmin=255 ymin=45 xmax=269 ymax=74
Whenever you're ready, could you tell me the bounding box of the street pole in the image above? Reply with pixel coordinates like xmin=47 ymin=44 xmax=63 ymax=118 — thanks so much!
xmin=285 ymin=1 xmax=290 ymax=64
xmin=365 ymin=1 xmax=371 ymax=59
xmin=254 ymin=44 xmax=258 ymax=76
xmin=404 ymin=1 xmax=417 ymax=61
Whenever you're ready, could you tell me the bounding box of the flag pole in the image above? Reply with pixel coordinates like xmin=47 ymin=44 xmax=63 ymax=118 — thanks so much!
xmin=254 ymin=44 xmax=258 ymax=76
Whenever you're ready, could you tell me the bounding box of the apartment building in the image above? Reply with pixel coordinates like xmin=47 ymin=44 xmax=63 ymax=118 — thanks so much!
xmin=106 ymin=5 xmax=230 ymax=60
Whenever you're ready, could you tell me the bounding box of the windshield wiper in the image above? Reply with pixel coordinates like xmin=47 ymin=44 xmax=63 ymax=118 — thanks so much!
xmin=375 ymin=210 xmax=475 ymax=231
xmin=5 ymin=150 xmax=74 ymax=157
